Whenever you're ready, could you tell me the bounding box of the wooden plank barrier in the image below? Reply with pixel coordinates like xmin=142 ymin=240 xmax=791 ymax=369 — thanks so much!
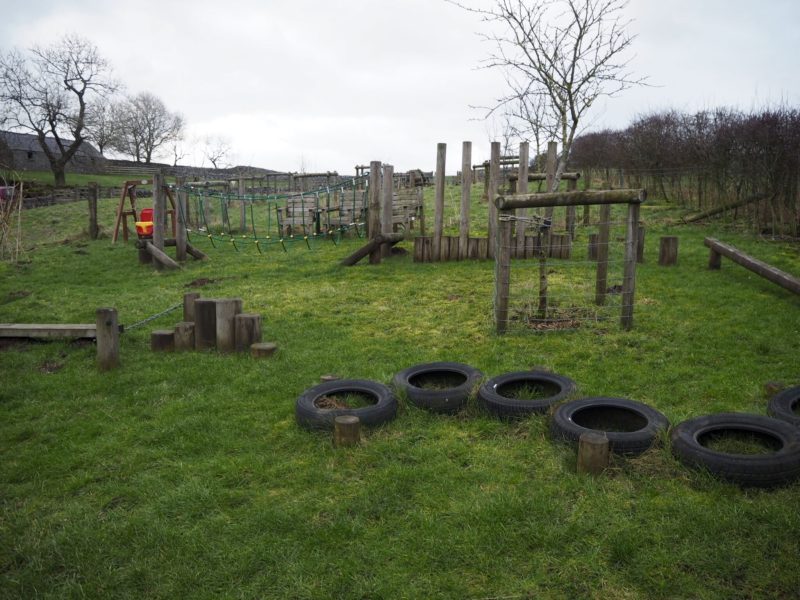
xmin=704 ymin=237 xmax=800 ymax=296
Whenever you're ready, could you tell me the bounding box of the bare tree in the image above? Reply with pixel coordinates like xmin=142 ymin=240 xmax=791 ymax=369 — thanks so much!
xmin=111 ymin=92 xmax=184 ymax=163
xmin=454 ymin=0 xmax=643 ymax=191
xmin=0 ymin=35 xmax=117 ymax=185
xmin=202 ymin=135 xmax=232 ymax=169
xmin=84 ymin=100 xmax=121 ymax=156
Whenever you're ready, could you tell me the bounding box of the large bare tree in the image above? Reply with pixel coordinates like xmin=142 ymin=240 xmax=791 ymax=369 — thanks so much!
xmin=0 ymin=35 xmax=117 ymax=185
xmin=455 ymin=0 xmax=643 ymax=191
xmin=111 ymin=92 xmax=184 ymax=163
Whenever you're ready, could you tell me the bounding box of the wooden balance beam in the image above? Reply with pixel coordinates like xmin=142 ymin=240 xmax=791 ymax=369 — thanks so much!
xmin=704 ymin=237 xmax=800 ymax=296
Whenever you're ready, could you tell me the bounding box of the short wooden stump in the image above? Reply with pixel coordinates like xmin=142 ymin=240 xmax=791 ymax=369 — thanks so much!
xmin=251 ymin=342 xmax=277 ymax=358
xmin=577 ymin=431 xmax=610 ymax=475
xmin=151 ymin=329 xmax=175 ymax=352
xmin=333 ymin=415 xmax=361 ymax=448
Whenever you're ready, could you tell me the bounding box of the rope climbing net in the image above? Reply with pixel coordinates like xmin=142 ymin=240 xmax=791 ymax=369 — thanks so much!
xmin=176 ymin=176 xmax=371 ymax=254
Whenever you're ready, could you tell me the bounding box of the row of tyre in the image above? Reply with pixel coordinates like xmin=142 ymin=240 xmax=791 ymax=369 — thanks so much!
xmin=294 ymin=362 xmax=800 ymax=488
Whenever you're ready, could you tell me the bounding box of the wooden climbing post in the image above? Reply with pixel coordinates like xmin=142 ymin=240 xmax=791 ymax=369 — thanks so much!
xmin=659 ymin=236 xmax=679 ymax=266
xmin=368 ymin=160 xmax=382 ymax=265
xmin=459 ymin=141 xmax=471 ymax=260
xmin=152 ymin=172 xmax=165 ymax=251
xmin=621 ymin=201 xmax=641 ymax=330
xmin=595 ymin=204 xmax=612 ymax=306
xmin=515 ymin=142 xmax=529 ymax=258
xmin=381 ymin=164 xmax=394 ymax=258
xmin=176 ymin=177 xmax=187 ymax=261
xmin=487 ymin=142 xmax=500 ymax=260
xmin=432 ymin=143 xmax=446 ymax=262
xmin=95 ymin=307 xmax=119 ymax=371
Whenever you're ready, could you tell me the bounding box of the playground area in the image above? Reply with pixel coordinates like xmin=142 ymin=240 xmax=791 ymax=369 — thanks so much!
xmin=1 ymin=154 xmax=800 ymax=598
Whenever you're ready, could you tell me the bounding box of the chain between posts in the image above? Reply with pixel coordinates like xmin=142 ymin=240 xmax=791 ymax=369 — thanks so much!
xmin=124 ymin=303 xmax=182 ymax=332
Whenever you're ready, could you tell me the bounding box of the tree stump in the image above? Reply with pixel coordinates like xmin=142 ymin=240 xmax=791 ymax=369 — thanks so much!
xmin=333 ymin=415 xmax=361 ymax=448
xmin=151 ymin=329 xmax=175 ymax=352
xmin=194 ymin=299 xmax=217 ymax=350
xmin=251 ymin=342 xmax=277 ymax=358
xmin=174 ymin=321 xmax=195 ymax=351
xmin=577 ymin=431 xmax=610 ymax=475
xmin=234 ymin=313 xmax=262 ymax=352
xmin=658 ymin=236 xmax=679 ymax=266
xmin=138 ymin=245 xmax=152 ymax=264
xmin=320 ymin=374 xmax=340 ymax=383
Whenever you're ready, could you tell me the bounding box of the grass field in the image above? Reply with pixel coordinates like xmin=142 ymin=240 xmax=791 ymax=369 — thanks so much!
xmin=1 ymin=182 xmax=799 ymax=599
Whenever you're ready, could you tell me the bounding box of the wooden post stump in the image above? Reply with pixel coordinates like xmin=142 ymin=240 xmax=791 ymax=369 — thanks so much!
xmin=658 ymin=236 xmax=679 ymax=266
xmin=588 ymin=233 xmax=599 ymax=261
xmin=138 ymin=245 xmax=152 ymax=264
xmin=215 ymin=298 xmax=243 ymax=353
xmin=333 ymin=415 xmax=361 ymax=448
xmin=577 ymin=431 xmax=610 ymax=475
xmin=183 ymin=292 xmax=200 ymax=322
xmin=636 ymin=223 xmax=645 ymax=263
xmin=251 ymin=342 xmax=277 ymax=358
xmin=708 ymin=246 xmax=722 ymax=270
xmin=235 ymin=313 xmax=262 ymax=352
xmin=95 ymin=307 xmax=119 ymax=371
xmin=151 ymin=329 xmax=175 ymax=352
xmin=174 ymin=322 xmax=195 ymax=351
xmin=194 ymin=298 xmax=217 ymax=350
xmin=320 ymin=374 xmax=340 ymax=383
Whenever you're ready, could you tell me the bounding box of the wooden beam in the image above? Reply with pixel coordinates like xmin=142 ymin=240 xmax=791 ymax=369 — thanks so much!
xmin=496 ymin=189 xmax=646 ymax=211
xmin=145 ymin=241 xmax=180 ymax=269
xmin=0 ymin=323 xmax=98 ymax=339
xmin=704 ymin=237 xmax=800 ymax=296
xmin=432 ymin=143 xmax=446 ymax=262
xmin=459 ymin=141 xmax=472 ymax=260
xmin=341 ymin=233 xmax=404 ymax=266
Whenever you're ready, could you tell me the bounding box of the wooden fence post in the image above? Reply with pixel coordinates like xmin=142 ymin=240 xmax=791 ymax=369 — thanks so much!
xmin=96 ymin=307 xmax=119 ymax=371
xmin=495 ymin=207 xmax=513 ymax=333
xmin=381 ymin=164 xmax=394 ymax=258
xmin=432 ymin=143 xmax=446 ymax=262
xmin=595 ymin=204 xmax=612 ymax=306
xmin=459 ymin=141 xmax=472 ymax=260
xmin=88 ymin=182 xmax=99 ymax=240
xmin=515 ymin=142 xmax=529 ymax=258
xmin=566 ymin=178 xmax=577 ymax=239
xmin=621 ymin=201 xmax=641 ymax=330
xmin=487 ymin=142 xmax=500 ymax=260
xmin=368 ymin=160 xmax=382 ymax=265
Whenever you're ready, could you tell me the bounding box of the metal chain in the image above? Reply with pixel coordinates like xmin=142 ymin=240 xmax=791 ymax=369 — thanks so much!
xmin=125 ymin=303 xmax=182 ymax=332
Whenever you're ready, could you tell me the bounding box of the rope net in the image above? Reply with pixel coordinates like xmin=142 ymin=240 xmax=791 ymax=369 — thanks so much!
xmin=176 ymin=176 xmax=372 ymax=254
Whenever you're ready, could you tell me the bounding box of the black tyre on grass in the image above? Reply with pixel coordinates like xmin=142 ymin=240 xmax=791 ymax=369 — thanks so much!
xmin=768 ymin=385 xmax=800 ymax=427
xmin=550 ymin=397 xmax=670 ymax=455
xmin=670 ymin=413 xmax=800 ymax=488
xmin=478 ymin=370 xmax=577 ymax=419
xmin=392 ymin=361 xmax=483 ymax=414
xmin=295 ymin=379 xmax=398 ymax=431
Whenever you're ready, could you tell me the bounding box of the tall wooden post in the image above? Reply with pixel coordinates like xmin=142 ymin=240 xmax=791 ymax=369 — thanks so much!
xmin=487 ymin=142 xmax=500 ymax=260
xmin=483 ymin=162 xmax=490 ymax=202
xmin=368 ymin=160 xmax=382 ymax=264
xmin=88 ymin=182 xmax=99 ymax=240
xmin=176 ymin=176 xmax=187 ymax=262
xmin=238 ymin=177 xmax=247 ymax=232
xmin=515 ymin=142 xmax=529 ymax=257
xmin=459 ymin=141 xmax=472 ymax=260
xmin=566 ymin=178 xmax=577 ymax=239
xmin=495 ymin=206 xmax=513 ymax=334
xmin=96 ymin=307 xmax=119 ymax=371
xmin=621 ymin=201 xmax=641 ymax=330
xmin=595 ymin=204 xmax=612 ymax=306
xmin=432 ymin=143 xmax=446 ymax=262
xmin=381 ymin=164 xmax=394 ymax=258
xmin=152 ymin=172 xmax=165 ymax=251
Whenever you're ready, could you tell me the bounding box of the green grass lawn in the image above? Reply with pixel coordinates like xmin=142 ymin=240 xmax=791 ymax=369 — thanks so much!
xmin=1 ymin=183 xmax=799 ymax=599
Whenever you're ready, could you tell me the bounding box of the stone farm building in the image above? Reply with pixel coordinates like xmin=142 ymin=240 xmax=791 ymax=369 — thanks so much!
xmin=0 ymin=130 xmax=106 ymax=173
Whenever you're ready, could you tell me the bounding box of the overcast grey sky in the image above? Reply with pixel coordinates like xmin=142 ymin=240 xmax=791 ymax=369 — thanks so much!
xmin=2 ymin=0 xmax=798 ymax=173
